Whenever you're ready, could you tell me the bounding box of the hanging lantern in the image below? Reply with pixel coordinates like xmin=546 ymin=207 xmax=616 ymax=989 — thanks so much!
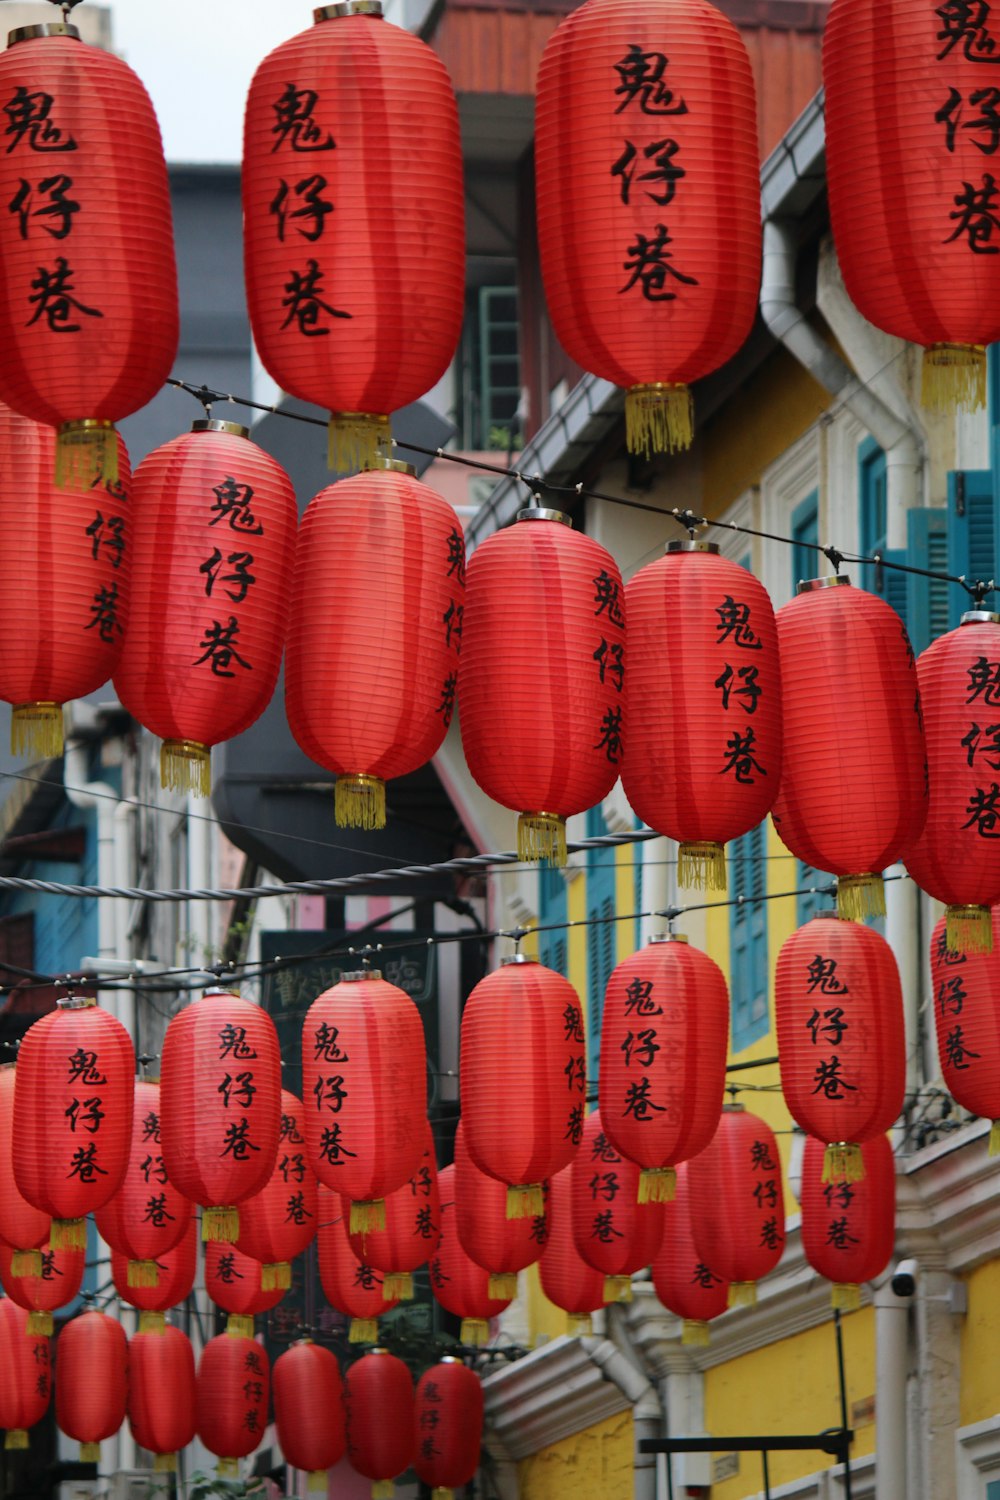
xmin=650 ymin=1160 xmax=729 ymax=1345
xmin=413 ymin=1358 xmax=484 ymax=1500
xmin=622 ymin=543 xmax=781 ymax=888
xmin=302 ymin=969 xmax=425 ymax=1234
xmin=773 ymin=577 xmax=927 ymax=919
xmin=0 ymin=1241 xmax=84 ymax=1336
xmin=429 ymin=1166 xmax=512 ymax=1346
xmin=205 ymin=1240 xmax=285 ymax=1338
xmin=599 ymin=933 xmax=729 ymax=1202
xmin=317 ymin=1184 xmax=400 ymax=1343
xmin=0 ymin=1063 xmax=49 ymax=1276
xmin=0 ymin=404 xmax=132 ymax=759
xmin=0 ymin=21 xmax=178 ymax=485
xmin=13 ymin=995 xmax=134 ymax=1248
xmin=160 ymin=988 xmax=281 ymax=1243
xmin=929 ymin=909 xmax=1000 ymax=1152
xmin=285 ymin=462 xmax=465 ymax=829
xmin=55 ymin=1310 xmax=127 ymax=1462
xmin=775 ymin=913 xmax=906 ymax=1181
xmin=454 ymin=1123 xmax=544 ymax=1301
xmin=344 ymin=1347 xmax=414 ymax=1500
xmin=237 ymin=1090 xmax=317 ymax=1291
xmin=127 ymin=1324 xmax=197 ymax=1475
xmin=538 ymin=1163 xmax=607 ymax=1335
xmin=800 ymin=1132 xmax=895 ymax=1311
xmin=687 ymin=1106 xmax=786 ymax=1306
xmin=113 ymin=421 xmax=296 ymax=795
xmin=0 ymin=1298 xmax=51 ymax=1449
xmin=824 ymin=0 xmax=1000 ymax=410
xmin=571 ymin=1108 xmax=665 ymax=1303
xmin=904 ymin=613 xmax=1000 ymax=952
xmin=459 ymin=509 xmax=626 ymax=863
xmin=347 ymin=1119 xmax=441 ymax=1300
xmin=243 ymin=3 xmax=464 ymax=472
xmin=273 ymin=1340 xmax=346 ymax=1493
xmin=111 ymin=1214 xmax=198 ymax=1331
xmin=196 ymin=1332 xmax=270 ymax=1479
xmin=96 ymin=1078 xmax=193 ymax=1289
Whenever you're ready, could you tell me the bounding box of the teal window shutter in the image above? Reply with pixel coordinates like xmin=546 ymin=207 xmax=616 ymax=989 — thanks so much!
xmin=858 ymin=438 xmax=911 ymax=627
xmin=538 ymin=860 xmax=567 ymax=977
xmin=947 ymin=469 xmax=996 ymax=628
xmin=586 ymin=804 xmax=616 ymax=1080
xmin=791 ymin=491 xmax=819 ymax=595
xmin=729 ymin=819 xmax=768 ymax=1051
xmin=986 ymin=1481 xmax=1000 ymax=1500
xmin=904 ymin=508 xmax=949 ymax=655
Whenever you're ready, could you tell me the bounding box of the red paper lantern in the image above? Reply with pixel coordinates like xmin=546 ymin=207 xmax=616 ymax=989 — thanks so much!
xmin=205 ymin=1240 xmax=284 ymax=1337
xmin=196 ymin=1332 xmax=269 ymax=1476
xmin=127 ymin=1324 xmax=197 ymax=1474
xmin=904 ymin=614 xmax=1000 ymax=951
xmin=687 ymin=1106 xmax=786 ymax=1305
xmin=113 ymin=421 xmax=296 ymax=795
xmin=302 ymin=969 xmax=425 ymax=1234
xmin=454 ymin=1122 xmax=544 ymax=1300
xmin=0 ymin=1241 xmax=84 ymax=1336
xmin=344 ymin=1348 xmax=414 ymax=1496
xmin=160 ymin=988 xmax=281 ymax=1243
xmin=96 ymin=1079 xmax=193 ymax=1290
xmin=237 ymin=1090 xmax=317 ymax=1292
xmin=773 ymin=577 xmax=927 ymax=918
xmin=346 ymin=1118 xmax=441 ymax=1300
xmin=317 ymin=1184 xmax=399 ymax=1344
xmin=776 ymin=914 xmax=906 ymax=1180
xmin=538 ymin=1164 xmax=607 ymax=1334
xmin=55 ymin=1310 xmax=127 ymax=1462
xmin=0 ymin=1063 xmax=48 ymax=1271
xmin=0 ymin=1298 xmax=50 ymax=1450
xmin=824 ymin=0 xmax=1000 ymax=409
xmin=285 ymin=463 xmax=465 ymax=829
xmin=571 ymin=1108 xmax=665 ymax=1301
xmin=800 ymin=1133 xmax=895 ymax=1310
xmin=243 ymin=5 xmax=464 ymax=471
xmin=599 ymin=934 xmax=729 ymax=1201
xmin=0 ymin=24 xmax=177 ymax=485
xmin=622 ymin=543 xmax=782 ymax=887
xmin=650 ymin=1160 xmax=729 ymax=1345
xmin=0 ymin=403 xmax=131 ymax=759
xmin=460 ymin=956 xmax=585 ymax=1217
xmin=429 ymin=1166 xmax=512 ymax=1345
xmin=929 ymin=909 xmax=1000 ymax=1149
xmin=13 ymin=996 xmax=134 ymax=1248
xmin=273 ymin=1341 xmax=346 ymax=1490
xmin=458 ymin=510 xmax=626 ymax=862
xmin=111 ymin=1214 xmax=197 ymax=1328
xmin=535 ymin=0 xmax=760 ymax=455
xmin=413 ymin=1359 xmax=483 ymax=1499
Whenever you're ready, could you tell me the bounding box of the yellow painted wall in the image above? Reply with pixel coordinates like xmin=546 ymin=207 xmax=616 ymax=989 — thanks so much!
xmin=523 ymin=1261 xmax=573 ymax=1345
xmin=615 ymin=843 xmax=639 ymax=965
xmin=518 ymin=1408 xmax=634 ymax=1500
xmin=960 ymin=1259 xmax=1000 ymax=1426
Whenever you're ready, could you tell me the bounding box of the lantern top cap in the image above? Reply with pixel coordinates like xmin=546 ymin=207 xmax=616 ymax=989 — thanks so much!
xmin=340 ymin=969 xmax=383 ymax=983
xmin=500 ymin=954 xmax=535 ymax=967
xmin=650 ymin=933 xmax=688 ymax=944
xmin=192 ymin=419 xmax=250 ymax=441
xmin=202 ymin=986 xmax=240 ymax=998
xmin=8 ymin=22 xmax=81 ymax=44
xmin=516 ymin=507 xmax=572 ymax=527
xmin=57 ymin=995 xmax=96 ymax=1010
xmin=798 ymin=576 xmax=852 ymax=593
xmin=368 ymin=1346 xmax=389 ymax=1355
xmin=722 ymin=1102 xmax=746 ymax=1113
xmin=314 ymin=1 xmax=384 ymax=20
xmin=666 ymin=540 xmax=718 ymax=555
xmin=813 ymin=911 xmax=841 ymax=920
xmin=961 ymin=610 xmax=1000 ymax=625
xmin=439 ymin=1355 xmax=463 ymax=1365
xmin=362 ymin=457 xmax=416 ymax=477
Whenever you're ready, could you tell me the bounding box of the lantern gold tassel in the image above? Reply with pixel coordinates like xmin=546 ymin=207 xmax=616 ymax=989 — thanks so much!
xmin=350 ymin=1199 xmax=387 ymax=1235
xmin=10 ymin=1250 xmax=42 ymax=1278
xmin=79 ymin=1443 xmax=101 ymax=1463
xmin=154 ymin=1454 xmax=178 ymax=1474
xmin=489 ymin=1273 xmax=518 ymax=1299
xmin=328 ymin=412 xmax=391 ymax=474
xmin=54 ymin=419 xmax=118 ymax=491
xmin=728 ymin=1281 xmax=757 ymax=1308
xmin=371 ymin=1483 xmax=395 ymax=1500
xmin=335 ymin=774 xmax=386 ymax=830
xmin=837 ymin=873 xmax=885 ymax=922
xmin=226 ymin=1315 xmax=255 ymax=1339
xmin=383 ymin=1272 xmax=414 ymax=1300
xmin=677 ymin=841 xmax=727 ymax=892
xmin=127 ymin=1259 xmax=160 ymax=1289
xmin=139 ymin=1311 xmax=166 ymax=1334
xmin=349 ymin=1318 xmax=378 ymax=1344
xmin=990 ymin=1120 xmax=1000 ymax=1156
xmin=11 ymin=703 xmax=63 ymax=760
xmin=432 ymin=1490 xmax=455 ymax=1500
xmin=217 ymin=1459 xmax=240 ymax=1479
xmin=261 ymin=1261 xmax=292 ymax=1291
xmin=202 ymin=1206 xmax=240 ymax=1243
xmin=506 ymin=1184 xmax=545 ymax=1220
xmin=27 ymin=1312 xmax=52 ymax=1336
xmin=4 ymin=1430 xmax=28 ymax=1451
xmin=638 ymin=1166 xmax=676 ymax=1204
xmin=460 ymin=1317 xmax=489 ymax=1345
xmin=517 ymin=812 xmax=566 ymax=866
xmin=625 ymin=382 xmax=694 ymax=457
xmin=947 ymin=904 xmax=993 ymax=954
xmin=681 ymin=1319 xmax=711 ymax=1347
xmin=308 ymin=1473 xmax=328 ymax=1493
xmin=604 ymin=1275 xmax=633 ymax=1303
xmin=161 ymin=739 xmax=211 ymax=797
xmin=921 ymin=343 xmax=987 ymax=413
xmin=567 ymin=1313 xmax=593 ymax=1336
xmin=51 ymin=1218 xmax=86 ymax=1250
xmin=822 ymin=1141 xmax=865 ymax=1183
xmin=831 ymin=1282 xmax=862 ymax=1313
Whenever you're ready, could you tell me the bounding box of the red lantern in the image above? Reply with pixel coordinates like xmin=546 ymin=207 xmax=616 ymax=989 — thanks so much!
xmin=55 ymin=1310 xmax=127 ymax=1462
xmin=800 ymin=1133 xmax=895 ymax=1310
xmin=237 ymin=1090 xmax=317 ymax=1292
xmin=0 ymin=1063 xmax=48 ymax=1272
xmin=347 ymin=1118 xmax=440 ymax=1300
xmin=273 ymin=1341 xmax=346 ymax=1491
xmin=317 ymin=1184 xmax=399 ymax=1343
xmin=96 ymin=1079 xmax=193 ymax=1290
xmin=459 ymin=510 xmax=626 ymax=863
xmin=302 ymin=970 xmax=425 ymax=1234
xmin=113 ymin=421 xmax=296 ymax=795
xmin=344 ymin=1348 xmax=414 ymax=1498
xmin=127 ymin=1324 xmax=197 ymax=1475
xmin=243 ymin=6 xmax=464 ymax=472
xmin=651 ymin=1161 xmax=729 ymax=1345
xmin=775 ymin=914 xmax=906 ymax=1180
xmin=460 ymin=956 xmax=585 ymax=1217
xmin=205 ymin=1240 xmax=284 ymax=1337
xmin=0 ymin=403 xmax=131 ymax=759
xmin=824 ymin=0 xmax=1000 ymax=409
xmin=413 ymin=1359 xmax=483 ymax=1499
xmin=0 ymin=1298 xmax=50 ymax=1450
xmin=160 ymin=989 xmax=281 ymax=1243
xmin=13 ymin=996 xmax=134 ymax=1248
xmin=429 ymin=1166 xmax=512 ymax=1345
xmin=0 ymin=1241 xmax=84 ymax=1336
xmin=0 ymin=25 xmax=177 ymax=485
xmin=599 ymin=934 xmax=729 ymax=1201
xmin=111 ymin=1214 xmax=197 ymax=1329
xmin=197 ymin=1332 xmax=269 ymax=1476
xmin=571 ymin=1108 xmax=665 ymax=1301
xmin=687 ymin=1106 xmax=785 ymax=1306
xmin=535 ymin=0 xmax=760 ymax=456
xmin=929 ymin=909 xmax=1000 ymax=1150
xmin=622 ymin=544 xmax=781 ymax=887
xmin=904 ymin=614 xmax=1000 ymax=951
xmin=538 ymin=1164 xmax=607 ymax=1335
xmin=454 ymin=1123 xmax=544 ymax=1300
xmin=285 ymin=463 xmax=465 ymax=829
xmin=773 ymin=578 xmax=927 ymax=918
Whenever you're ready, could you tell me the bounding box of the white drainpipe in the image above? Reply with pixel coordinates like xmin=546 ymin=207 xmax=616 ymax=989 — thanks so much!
xmin=872 ymin=1271 xmax=909 ymax=1500
xmin=582 ymin=1335 xmax=662 ymax=1500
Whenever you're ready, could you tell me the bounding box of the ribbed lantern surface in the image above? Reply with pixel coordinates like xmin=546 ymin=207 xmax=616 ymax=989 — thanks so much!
xmin=0 ymin=1064 xmax=49 ymax=1266
xmin=237 ymin=1090 xmax=317 ymax=1291
xmin=346 ymin=1118 xmax=441 ymax=1299
xmin=429 ymin=1167 xmax=512 ymax=1346
xmin=650 ymin=1160 xmax=729 ymax=1344
xmin=55 ymin=1310 xmax=127 ymax=1461
xmin=929 ymin=909 xmax=1000 ymax=1149
xmin=317 ymin=1184 xmax=399 ymax=1343
xmin=96 ymin=1079 xmax=192 ymax=1288
xmin=13 ymin=999 xmax=134 ymax=1248
xmin=413 ymin=1359 xmax=484 ymax=1498
xmin=454 ymin=1123 xmax=545 ymax=1301
xmin=113 ymin=422 xmax=297 ymax=796
xmin=571 ymin=1107 xmax=665 ymax=1301
xmin=160 ymin=989 xmax=281 ymax=1243
xmin=458 ymin=510 xmax=627 ymax=863
xmin=688 ymin=1106 xmax=786 ymax=1305
xmin=535 ymin=0 xmax=760 ymax=456
xmin=111 ymin=1215 xmax=197 ymax=1322
xmin=344 ymin=1348 xmax=414 ymax=1494
xmin=0 ymin=1241 xmax=84 ymax=1335
xmin=196 ymin=1333 xmax=270 ymax=1471
xmin=539 ymin=1163 xmax=607 ymax=1334
xmin=460 ymin=957 xmax=585 ymax=1216
xmin=800 ymin=1132 xmax=895 ymax=1310
xmin=243 ymin=6 xmax=464 ymax=470
xmin=599 ymin=933 xmax=729 ymax=1200
xmin=127 ymin=1324 xmax=197 ymax=1472
xmin=205 ymin=1240 xmax=284 ymax=1334
xmin=273 ymin=1341 xmax=346 ymax=1490
xmin=773 ymin=578 xmax=927 ymax=919
xmin=0 ymin=1297 xmax=51 ymax=1448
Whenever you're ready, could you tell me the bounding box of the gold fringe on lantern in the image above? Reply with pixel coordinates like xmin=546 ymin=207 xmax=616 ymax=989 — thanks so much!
xmin=677 ymin=842 xmax=727 ymax=892
xmin=350 ymin=1199 xmax=386 ymax=1235
xmin=335 ymin=774 xmax=386 ymax=830
xmin=139 ymin=1311 xmax=166 ymax=1334
xmin=328 ymin=412 xmax=391 ymax=474
xmin=517 ymin=812 xmax=566 ymax=866
xmin=11 ymin=703 xmax=63 ymax=760
xmin=261 ymin=1262 xmax=292 ymax=1291
xmin=226 ymin=1314 xmax=255 ymax=1339
xmin=161 ymin=739 xmax=211 ymax=797
xmin=990 ymin=1120 xmax=1000 ymax=1156
xmin=638 ymin=1167 xmax=676 ymax=1204
xmin=128 ymin=1259 xmax=160 ymax=1289
xmin=203 ymin=1206 xmax=240 ymax=1243
xmin=831 ymin=1282 xmax=862 ymax=1313
xmin=822 ymin=1142 xmax=865 ymax=1184
xmin=728 ymin=1282 xmax=757 ymax=1308
xmin=349 ymin=1318 xmax=378 ymax=1344
xmin=460 ymin=1317 xmax=489 ymax=1345
xmin=27 ymin=1312 xmax=52 ymax=1336
xmin=79 ymin=1442 xmax=101 ymax=1463
xmin=154 ymin=1454 xmax=178 ymax=1474
xmin=625 ymin=382 xmax=694 ymax=457
xmin=54 ymin=419 xmax=118 ymax=491
xmin=10 ymin=1250 xmax=42 ymax=1278
xmin=432 ymin=1490 xmax=455 ymax=1500
xmin=4 ymin=1430 xmax=28 ymax=1451
xmin=51 ymin=1218 xmax=86 ymax=1251
xmin=947 ymin=905 xmax=993 ymax=954
xmin=604 ymin=1275 xmax=633 ymax=1303
xmin=489 ymin=1273 xmax=518 ymax=1299
xmin=308 ymin=1473 xmax=328 ymax=1493
xmin=567 ymin=1314 xmax=593 ymax=1337
xmin=217 ymin=1459 xmax=240 ymax=1479
xmin=837 ymin=873 xmax=885 ymax=922
xmin=682 ymin=1319 xmax=711 ymax=1347
xmin=383 ymin=1272 xmax=414 ymax=1301
xmin=371 ymin=1482 xmax=395 ymax=1500
xmin=921 ymin=343 xmax=987 ymax=413
xmin=506 ymin=1184 xmax=546 ymax=1220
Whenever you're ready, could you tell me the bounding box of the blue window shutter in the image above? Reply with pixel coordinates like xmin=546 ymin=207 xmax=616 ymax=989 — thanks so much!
xmin=791 ymin=491 xmax=819 ymax=594
xmin=729 ymin=819 xmax=768 ymax=1052
xmin=947 ymin=469 xmax=996 ymax=628
xmin=986 ymin=1481 xmax=1000 ymax=1500
xmin=904 ymin=508 xmax=949 ymax=655
xmin=586 ymin=805 xmax=616 ymax=1080
xmin=538 ymin=861 xmax=567 ymax=975
xmin=796 ymin=860 xmax=828 ymax=925
xmin=859 ymin=438 xmax=888 ymax=596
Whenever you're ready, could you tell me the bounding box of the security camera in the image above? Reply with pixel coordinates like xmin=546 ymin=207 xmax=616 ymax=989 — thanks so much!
xmin=891 ymin=1259 xmax=918 ymax=1298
